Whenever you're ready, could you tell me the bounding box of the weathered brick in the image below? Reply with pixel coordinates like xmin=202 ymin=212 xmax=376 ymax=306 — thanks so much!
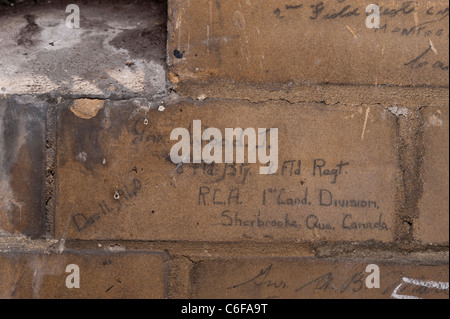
xmin=190 ymin=258 xmax=449 ymax=299
xmin=55 ymin=99 xmax=398 ymax=242
xmin=168 ymin=0 xmax=449 ymax=88
xmin=416 ymin=106 xmax=449 ymax=244
xmin=0 ymin=96 xmax=46 ymax=238
xmin=0 ymin=0 xmax=167 ymax=97
xmin=0 ymin=251 xmax=167 ymax=299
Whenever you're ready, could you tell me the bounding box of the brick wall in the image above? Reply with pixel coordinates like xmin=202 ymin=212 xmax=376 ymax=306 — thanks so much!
xmin=0 ymin=0 xmax=448 ymax=299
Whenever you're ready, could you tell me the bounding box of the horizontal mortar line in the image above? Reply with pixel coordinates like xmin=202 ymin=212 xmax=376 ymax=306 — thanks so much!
xmin=3 ymin=81 xmax=449 ymax=100
xmin=174 ymin=89 xmax=450 ymax=102
xmin=1 ymin=94 xmax=168 ymax=102
xmin=176 ymin=79 xmax=450 ymax=90
xmin=2 ymin=94 xmax=448 ymax=105
xmin=0 ymin=247 xmax=448 ymax=265
xmin=53 ymin=239 xmax=450 ymax=250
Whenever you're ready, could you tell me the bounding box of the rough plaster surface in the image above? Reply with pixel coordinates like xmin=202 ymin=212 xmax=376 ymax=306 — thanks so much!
xmin=0 ymin=0 xmax=167 ymax=98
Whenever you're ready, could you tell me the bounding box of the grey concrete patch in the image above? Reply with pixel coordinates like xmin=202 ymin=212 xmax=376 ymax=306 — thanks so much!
xmin=0 ymin=0 xmax=167 ymax=98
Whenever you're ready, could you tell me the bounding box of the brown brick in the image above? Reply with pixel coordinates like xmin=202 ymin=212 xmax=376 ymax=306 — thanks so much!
xmin=416 ymin=106 xmax=449 ymax=244
xmin=55 ymin=99 xmax=398 ymax=242
xmin=191 ymin=258 xmax=449 ymax=299
xmin=0 ymin=251 xmax=167 ymax=299
xmin=0 ymin=96 xmax=46 ymax=238
xmin=168 ymin=0 xmax=449 ymax=87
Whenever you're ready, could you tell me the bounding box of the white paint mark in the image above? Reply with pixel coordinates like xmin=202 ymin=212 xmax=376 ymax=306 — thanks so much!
xmin=77 ymin=152 xmax=87 ymax=162
xmin=388 ymin=106 xmax=409 ymax=117
xmin=391 ymin=277 xmax=449 ymax=299
xmin=361 ymin=106 xmax=370 ymax=141
xmin=158 ymin=105 xmax=166 ymax=112
xmin=429 ymin=39 xmax=438 ymax=55
xmin=403 ymin=277 xmax=449 ymax=290
xmin=391 ymin=282 xmax=421 ymax=299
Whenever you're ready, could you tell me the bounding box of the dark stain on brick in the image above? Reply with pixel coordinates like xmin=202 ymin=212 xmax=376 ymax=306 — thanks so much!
xmin=17 ymin=14 xmax=41 ymax=46
xmin=110 ymin=26 xmax=167 ymax=63
xmin=108 ymin=0 xmax=167 ymax=63
xmin=1 ymin=98 xmax=46 ymax=237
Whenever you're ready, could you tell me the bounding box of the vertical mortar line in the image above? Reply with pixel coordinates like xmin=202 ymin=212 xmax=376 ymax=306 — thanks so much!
xmin=394 ymin=113 xmax=406 ymax=244
xmin=394 ymin=107 xmax=425 ymax=245
xmin=44 ymin=97 xmax=57 ymax=239
xmin=187 ymin=257 xmax=199 ymax=299
xmin=165 ymin=0 xmax=171 ymax=88
xmin=166 ymin=254 xmax=194 ymax=299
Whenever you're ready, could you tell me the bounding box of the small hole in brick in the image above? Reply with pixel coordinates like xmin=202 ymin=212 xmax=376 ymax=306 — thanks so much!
xmin=174 ymin=49 xmax=184 ymax=59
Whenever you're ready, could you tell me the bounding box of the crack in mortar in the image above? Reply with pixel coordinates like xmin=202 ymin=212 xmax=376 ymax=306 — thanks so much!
xmin=394 ymin=108 xmax=425 ymax=244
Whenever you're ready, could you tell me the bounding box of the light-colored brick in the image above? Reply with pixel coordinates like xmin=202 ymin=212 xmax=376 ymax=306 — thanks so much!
xmin=55 ymin=99 xmax=398 ymax=242
xmin=191 ymin=258 xmax=449 ymax=299
xmin=168 ymin=0 xmax=449 ymax=87
xmin=0 ymin=0 xmax=167 ymax=97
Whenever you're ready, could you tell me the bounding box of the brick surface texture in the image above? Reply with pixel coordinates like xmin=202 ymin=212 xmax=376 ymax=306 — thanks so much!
xmin=0 ymin=0 xmax=448 ymax=300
